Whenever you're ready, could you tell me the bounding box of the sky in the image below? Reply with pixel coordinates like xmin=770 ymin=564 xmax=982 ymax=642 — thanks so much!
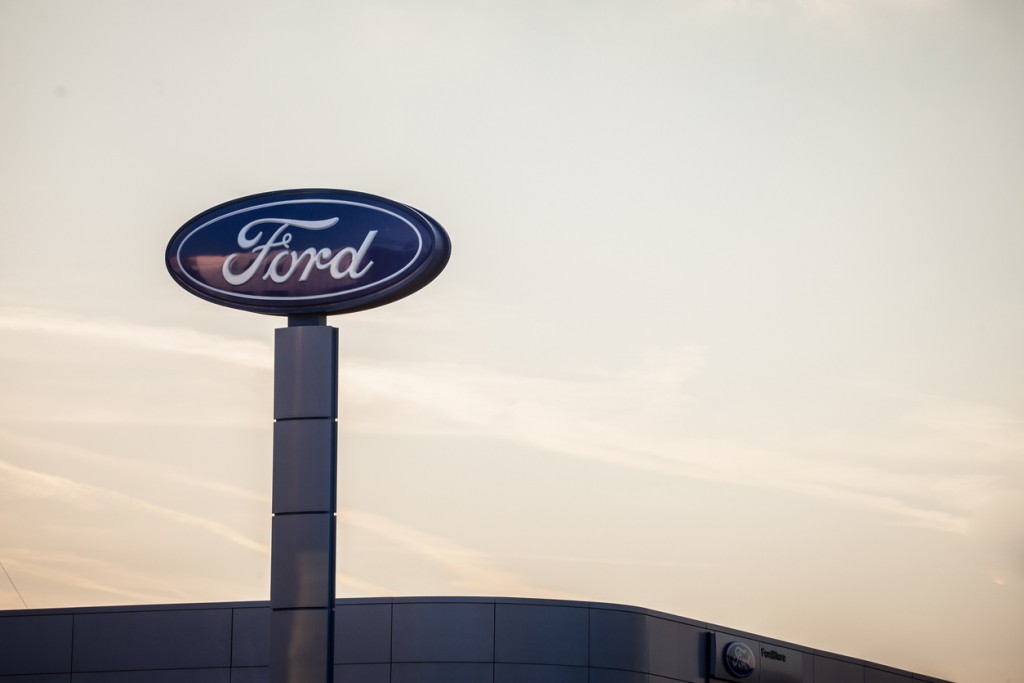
xmin=0 ymin=0 xmax=1021 ymax=681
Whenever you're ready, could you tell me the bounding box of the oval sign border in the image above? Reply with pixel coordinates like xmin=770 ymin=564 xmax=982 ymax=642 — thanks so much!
xmin=166 ymin=189 xmax=451 ymax=316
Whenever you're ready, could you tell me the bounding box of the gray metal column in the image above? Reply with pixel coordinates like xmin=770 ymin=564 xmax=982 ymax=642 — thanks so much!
xmin=271 ymin=315 xmax=337 ymax=683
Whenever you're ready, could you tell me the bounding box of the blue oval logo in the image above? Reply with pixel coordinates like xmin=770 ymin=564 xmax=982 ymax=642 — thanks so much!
xmin=723 ymin=641 xmax=756 ymax=679
xmin=166 ymin=189 xmax=450 ymax=315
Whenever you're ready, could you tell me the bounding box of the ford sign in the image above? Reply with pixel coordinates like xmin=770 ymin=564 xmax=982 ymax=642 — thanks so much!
xmin=166 ymin=189 xmax=451 ymax=315
xmin=723 ymin=641 xmax=757 ymax=679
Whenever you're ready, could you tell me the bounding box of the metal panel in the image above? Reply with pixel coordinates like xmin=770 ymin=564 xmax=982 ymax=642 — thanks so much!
xmin=391 ymin=663 xmax=493 ymax=683
xmin=802 ymin=653 xmax=814 ymax=683
xmin=759 ymin=642 xmax=803 ymax=683
xmin=230 ymin=668 xmax=268 ymax=683
xmin=392 ymin=602 xmax=494 ymax=663
xmin=232 ymin=608 xmax=270 ymax=667
xmin=865 ymin=668 xmax=912 ymax=683
xmin=335 ymin=603 xmax=391 ymax=663
xmin=273 ymin=326 xmax=338 ymax=420
xmin=272 ymin=419 xmax=336 ymax=514
xmin=0 ymin=676 xmax=70 ymax=683
xmin=495 ymin=604 xmax=587 ymax=666
xmin=494 ymin=663 xmax=587 ymax=683
xmin=72 ymin=609 xmax=231 ymax=672
xmin=270 ymin=609 xmax=332 ymax=683
xmin=0 ymin=614 xmax=72 ymax=675
xmin=589 ymin=669 xmax=649 ymax=683
xmin=334 ymin=663 xmax=391 ymax=683
xmin=814 ymin=656 xmax=864 ymax=683
xmin=270 ymin=514 xmax=335 ymax=609
xmin=647 ymin=617 xmax=702 ymax=682
xmin=71 ymin=669 xmax=230 ymax=682
xmin=589 ymin=609 xmax=649 ymax=673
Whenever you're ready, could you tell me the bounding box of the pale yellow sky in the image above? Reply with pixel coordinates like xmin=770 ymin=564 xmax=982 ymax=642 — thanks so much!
xmin=1 ymin=1 xmax=1022 ymax=682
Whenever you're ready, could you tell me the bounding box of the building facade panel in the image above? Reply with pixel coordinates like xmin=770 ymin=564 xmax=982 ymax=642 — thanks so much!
xmin=226 ymin=667 xmax=267 ymax=683
xmin=231 ymin=608 xmax=270 ymax=668
xmin=647 ymin=615 xmax=703 ymax=682
xmin=333 ymin=663 xmax=390 ymax=683
xmin=494 ymin=663 xmax=587 ymax=683
xmin=814 ymin=655 xmax=864 ymax=683
xmin=391 ymin=662 xmax=493 ymax=683
xmin=589 ymin=609 xmax=650 ymax=673
xmin=865 ymin=668 xmax=913 ymax=683
xmin=495 ymin=603 xmax=588 ymax=666
xmin=392 ymin=602 xmax=494 ymax=663
xmin=0 ymin=614 xmax=72 ymax=676
xmin=71 ymin=609 xmax=231 ymax=672
xmin=69 ymin=668 xmax=230 ymax=682
xmin=589 ymin=668 xmax=650 ymax=683
xmin=335 ymin=603 xmax=392 ymax=664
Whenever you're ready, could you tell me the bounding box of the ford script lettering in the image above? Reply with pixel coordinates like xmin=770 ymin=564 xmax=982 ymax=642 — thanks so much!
xmin=220 ymin=218 xmax=377 ymax=286
xmin=166 ymin=189 xmax=450 ymax=316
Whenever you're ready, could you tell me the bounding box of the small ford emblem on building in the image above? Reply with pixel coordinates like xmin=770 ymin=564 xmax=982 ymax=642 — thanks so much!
xmin=166 ymin=189 xmax=451 ymax=316
xmin=723 ymin=641 xmax=757 ymax=678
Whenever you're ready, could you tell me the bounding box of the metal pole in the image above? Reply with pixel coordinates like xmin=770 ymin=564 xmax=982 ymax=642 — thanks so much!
xmin=270 ymin=314 xmax=337 ymax=683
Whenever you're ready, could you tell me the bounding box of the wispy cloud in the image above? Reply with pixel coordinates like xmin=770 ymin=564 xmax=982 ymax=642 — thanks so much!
xmin=341 ymin=509 xmax=576 ymax=598
xmin=336 ymin=571 xmax=398 ymax=598
xmin=709 ymin=0 xmax=946 ymax=13
xmin=703 ymin=0 xmax=951 ymax=29
xmin=342 ymin=357 xmax=979 ymax=534
xmin=0 ymin=548 xmax=190 ymax=607
xmin=0 ymin=428 xmax=269 ymax=504
xmin=0 ymin=307 xmax=1004 ymax=536
xmin=968 ymin=491 xmax=1024 ymax=585
xmin=0 ymin=306 xmax=272 ymax=370
xmin=0 ymin=458 xmax=268 ymax=555
xmin=910 ymin=396 xmax=1024 ymax=456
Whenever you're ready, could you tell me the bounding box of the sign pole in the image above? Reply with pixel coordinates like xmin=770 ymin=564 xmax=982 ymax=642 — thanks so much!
xmin=270 ymin=314 xmax=337 ymax=683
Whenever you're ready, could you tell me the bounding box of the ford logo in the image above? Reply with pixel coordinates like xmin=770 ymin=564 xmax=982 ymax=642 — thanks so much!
xmin=723 ymin=641 xmax=756 ymax=679
xmin=166 ymin=189 xmax=451 ymax=315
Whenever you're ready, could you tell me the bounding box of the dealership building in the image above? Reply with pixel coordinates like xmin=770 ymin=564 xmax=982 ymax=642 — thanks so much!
xmin=0 ymin=595 xmax=950 ymax=683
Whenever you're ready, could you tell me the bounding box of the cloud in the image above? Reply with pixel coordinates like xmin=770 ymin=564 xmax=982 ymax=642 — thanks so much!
xmin=342 ymin=356 xmax=978 ymax=534
xmin=910 ymin=396 xmax=1024 ymax=456
xmin=0 ymin=307 xmax=1005 ymax=537
xmin=340 ymin=509 xmax=575 ymax=598
xmin=967 ymin=491 xmax=1024 ymax=585
xmin=0 ymin=458 xmax=268 ymax=555
xmin=702 ymin=0 xmax=952 ymax=29
xmin=0 ymin=428 xmax=269 ymax=504
xmin=336 ymin=571 xmax=397 ymax=598
xmin=0 ymin=306 xmax=272 ymax=370
xmin=0 ymin=548 xmax=190 ymax=607
xmin=342 ymin=356 xmax=1007 ymax=536
xmin=708 ymin=0 xmax=946 ymax=12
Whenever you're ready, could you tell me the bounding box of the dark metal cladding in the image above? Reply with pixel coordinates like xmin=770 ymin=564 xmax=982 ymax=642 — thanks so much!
xmin=166 ymin=189 xmax=451 ymax=316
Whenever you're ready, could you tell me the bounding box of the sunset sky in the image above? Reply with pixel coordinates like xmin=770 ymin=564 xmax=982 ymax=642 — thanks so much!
xmin=1 ymin=1 xmax=1022 ymax=682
